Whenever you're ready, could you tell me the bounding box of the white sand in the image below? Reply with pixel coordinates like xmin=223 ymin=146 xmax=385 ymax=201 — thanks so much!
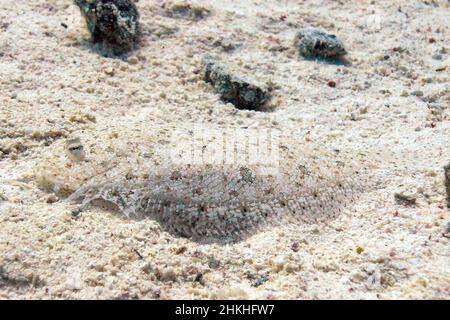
xmin=0 ymin=0 xmax=449 ymax=299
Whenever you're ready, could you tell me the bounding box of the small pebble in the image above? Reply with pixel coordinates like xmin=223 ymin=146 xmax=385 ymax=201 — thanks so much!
xmin=163 ymin=2 xmax=211 ymax=21
xmin=394 ymin=193 xmax=417 ymax=206
xmin=104 ymin=67 xmax=115 ymax=76
xmin=295 ymin=28 xmax=347 ymax=60
xmin=432 ymin=54 xmax=442 ymax=60
xmin=46 ymin=195 xmax=58 ymax=204
xmin=291 ymin=241 xmax=300 ymax=252
xmin=128 ymin=56 xmax=139 ymax=65
xmin=251 ymin=274 xmax=269 ymax=287
xmin=157 ymin=267 xmax=177 ymax=282
xmin=272 ymin=255 xmax=288 ymax=272
xmin=174 ymin=246 xmax=187 ymax=255
xmin=350 ymin=112 xmax=359 ymax=121
xmin=71 ymin=208 xmax=82 ymax=219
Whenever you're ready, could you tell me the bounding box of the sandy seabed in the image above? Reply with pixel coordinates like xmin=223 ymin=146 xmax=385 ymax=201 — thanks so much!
xmin=0 ymin=0 xmax=449 ymax=299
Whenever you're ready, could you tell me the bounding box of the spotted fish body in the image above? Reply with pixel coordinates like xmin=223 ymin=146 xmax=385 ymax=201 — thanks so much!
xmin=70 ymin=148 xmax=364 ymax=242
xmin=133 ymin=165 xmax=361 ymax=243
xmin=61 ymin=133 xmax=368 ymax=243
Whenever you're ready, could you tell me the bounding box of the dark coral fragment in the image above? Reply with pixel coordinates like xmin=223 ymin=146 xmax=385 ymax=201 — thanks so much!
xmin=295 ymin=28 xmax=347 ymax=61
xmin=203 ymin=56 xmax=270 ymax=111
xmin=74 ymin=0 xmax=141 ymax=55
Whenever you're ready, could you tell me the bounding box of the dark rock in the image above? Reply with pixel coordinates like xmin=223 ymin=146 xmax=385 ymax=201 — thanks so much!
xmin=202 ymin=56 xmax=271 ymax=111
xmin=291 ymin=241 xmax=300 ymax=252
xmin=74 ymin=0 xmax=141 ymax=55
xmin=295 ymin=28 xmax=347 ymax=60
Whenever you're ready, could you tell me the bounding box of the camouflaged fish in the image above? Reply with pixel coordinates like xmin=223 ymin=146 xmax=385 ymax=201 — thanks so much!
xmin=35 ymin=125 xmax=371 ymax=243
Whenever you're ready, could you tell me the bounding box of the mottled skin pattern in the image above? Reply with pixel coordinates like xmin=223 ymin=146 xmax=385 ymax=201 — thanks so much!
xmin=74 ymin=0 xmax=140 ymax=54
xmin=203 ymin=56 xmax=271 ymax=111
xmin=31 ymin=120 xmax=373 ymax=244
xmin=295 ymin=28 xmax=347 ymax=60
xmin=64 ymin=143 xmax=368 ymax=244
